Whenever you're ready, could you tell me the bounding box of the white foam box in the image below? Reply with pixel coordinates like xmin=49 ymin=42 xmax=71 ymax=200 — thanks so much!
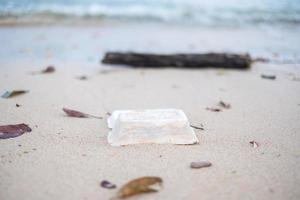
xmin=107 ymin=109 xmax=199 ymax=146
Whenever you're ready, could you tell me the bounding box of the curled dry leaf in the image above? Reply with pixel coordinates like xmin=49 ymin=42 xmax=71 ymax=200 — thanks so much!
xmin=190 ymin=161 xmax=212 ymax=169
xmin=219 ymin=101 xmax=231 ymax=109
xmin=206 ymin=107 xmax=221 ymax=112
xmin=261 ymin=74 xmax=276 ymax=80
xmin=1 ymin=90 xmax=29 ymax=98
xmin=42 ymin=66 xmax=55 ymax=73
xmin=190 ymin=124 xmax=204 ymax=130
xmin=100 ymin=180 xmax=116 ymax=189
xmin=0 ymin=123 xmax=32 ymax=139
xmin=249 ymin=140 xmax=259 ymax=148
xmin=117 ymin=176 xmax=163 ymax=198
xmin=62 ymin=108 xmax=102 ymax=119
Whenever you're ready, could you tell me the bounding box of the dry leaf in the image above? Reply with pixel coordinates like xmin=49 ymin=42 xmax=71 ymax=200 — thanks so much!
xmin=261 ymin=74 xmax=276 ymax=80
xmin=62 ymin=108 xmax=102 ymax=119
xmin=219 ymin=101 xmax=231 ymax=109
xmin=190 ymin=124 xmax=204 ymax=130
xmin=0 ymin=123 xmax=32 ymax=139
xmin=1 ymin=90 xmax=29 ymax=98
xmin=100 ymin=180 xmax=116 ymax=189
xmin=190 ymin=161 xmax=212 ymax=169
xmin=117 ymin=176 xmax=163 ymax=198
xmin=42 ymin=66 xmax=55 ymax=73
xmin=249 ymin=141 xmax=259 ymax=148
xmin=206 ymin=107 xmax=221 ymax=112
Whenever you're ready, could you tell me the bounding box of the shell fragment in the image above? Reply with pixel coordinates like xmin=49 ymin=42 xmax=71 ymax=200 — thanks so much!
xmin=107 ymin=109 xmax=199 ymax=146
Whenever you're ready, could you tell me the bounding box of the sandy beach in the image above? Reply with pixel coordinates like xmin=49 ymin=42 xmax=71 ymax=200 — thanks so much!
xmin=0 ymin=23 xmax=300 ymax=200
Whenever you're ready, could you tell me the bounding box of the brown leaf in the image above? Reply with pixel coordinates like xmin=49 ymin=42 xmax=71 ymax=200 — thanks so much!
xmin=0 ymin=123 xmax=32 ymax=139
xmin=100 ymin=180 xmax=116 ymax=189
xmin=117 ymin=176 xmax=162 ymax=198
xmin=62 ymin=108 xmax=102 ymax=119
xmin=42 ymin=66 xmax=55 ymax=73
xmin=219 ymin=101 xmax=231 ymax=109
xmin=249 ymin=140 xmax=259 ymax=148
xmin=1 ymin=90 xmax=29 ymax=98
xmin=190 ymin=161 xmax=212 ymax=169
xmin=206 ymin=107 xmax=221 ymax=112
xmin=261 ymin=74 xmax=276 ymax=80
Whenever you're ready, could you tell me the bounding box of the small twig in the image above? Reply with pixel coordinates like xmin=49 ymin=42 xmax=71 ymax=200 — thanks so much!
xmin=190 ymin=124 xmax=204 ymax=130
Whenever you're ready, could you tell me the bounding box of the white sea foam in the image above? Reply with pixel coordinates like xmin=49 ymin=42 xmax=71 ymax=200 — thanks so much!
xmin=0 ymin=0 xmax=300 ymax=27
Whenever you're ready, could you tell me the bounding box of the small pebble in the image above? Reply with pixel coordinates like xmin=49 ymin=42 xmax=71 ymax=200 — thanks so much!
xmin=100 ymin=180 xmax=116 ymax=189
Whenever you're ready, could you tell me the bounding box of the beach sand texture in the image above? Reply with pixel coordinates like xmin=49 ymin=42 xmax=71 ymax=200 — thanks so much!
xmin=0 ymin=24 xmax=300 ymax=200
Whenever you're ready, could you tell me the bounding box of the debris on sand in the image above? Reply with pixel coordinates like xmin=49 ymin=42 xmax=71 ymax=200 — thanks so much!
xmin=77 ymin=75 xmax=88 ymax=80
xmin=190 ymin=161 xmax=212 ymax=169
xmin=100 ymin=180 xmax=116 ymax=189
xmin=219 ymin=101 xmax=231 ymax=109
xmin=107 ymin=109 xmax=198 ymax=146
xmin=206 ymin=107 xmax=221 ymax=112
xmin=249 ymin=140 xmax=259 ymax=148
xmin=190 ymin=124 xmax=204 ymax=130
xmin=1 ymin=90 xmax=28 ymax=98
xmin=63 ymin=108 xmax=102 ymax=119
xmin=102 ymin=52 xmax=252 ymax=69
xmin=117 ymin=176 xmax=163 ymax=198
xmin=41 ymin=66 xmax=55 ymax=73
xmin=0 ymin=123 xmax=32 ymax=139
xmin=261 ymin=74 xmax=276 ymax=80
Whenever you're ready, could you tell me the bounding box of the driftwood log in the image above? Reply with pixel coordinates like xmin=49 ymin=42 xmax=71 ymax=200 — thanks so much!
xmin=102 ymin=52 xmax=251 ymax=69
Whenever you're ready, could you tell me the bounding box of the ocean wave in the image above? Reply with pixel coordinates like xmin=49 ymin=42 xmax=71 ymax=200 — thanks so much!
xmin=0 ymin=1 xmax=300 ymax=26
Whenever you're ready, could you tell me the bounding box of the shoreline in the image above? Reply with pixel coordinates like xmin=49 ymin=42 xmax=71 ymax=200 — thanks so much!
xmin=0 ymin=23 xmax=300 ymax=66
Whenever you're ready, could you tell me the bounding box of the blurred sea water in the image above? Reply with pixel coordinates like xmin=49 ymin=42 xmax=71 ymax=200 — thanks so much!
xmin=0 ymin=0 xmax=300 ymax=27
xmin=0 ymin=0 xmax=300 ymax=65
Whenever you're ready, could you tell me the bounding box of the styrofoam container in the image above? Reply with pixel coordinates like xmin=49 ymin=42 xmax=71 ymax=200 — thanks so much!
xmin=107 ymin=109 xmax=199 ymax=146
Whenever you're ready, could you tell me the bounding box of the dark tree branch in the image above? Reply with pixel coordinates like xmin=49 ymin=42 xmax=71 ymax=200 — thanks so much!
xmin=102 ymin=52 xmax=251 ymax=69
